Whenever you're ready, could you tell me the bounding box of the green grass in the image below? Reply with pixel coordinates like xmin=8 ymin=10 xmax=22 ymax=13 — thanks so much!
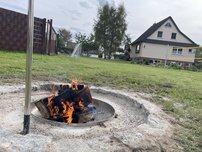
xmin=0 ymin=51 xmax=202 ymax=151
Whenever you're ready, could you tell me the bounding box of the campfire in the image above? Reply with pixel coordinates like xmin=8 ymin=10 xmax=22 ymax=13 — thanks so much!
xmin=35 ymin=81 xmax=96 ymax=124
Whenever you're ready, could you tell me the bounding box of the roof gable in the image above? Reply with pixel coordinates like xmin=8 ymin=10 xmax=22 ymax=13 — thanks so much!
xmin=131 ymin=16 xmax=198 ymax=47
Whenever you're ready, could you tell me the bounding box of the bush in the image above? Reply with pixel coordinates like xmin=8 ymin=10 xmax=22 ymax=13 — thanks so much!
xmin=167 ymin=62 xmax=202 ymax=72
xmin=170 ymin=63 xmax=183 ymax=69
xmin=114 ymin=54 xmax=125 ymax=60
xmin=193 ymin=62 xmax=202 ymax=70
xmin=114 ymin=52 xmax=131 ymax=61
xmin=188 ymin=66 xmax=198 ymax=71
xmin=143 ymin=60 xmax=149 ymax=65
xmin=58 ymin=47 xmax=73 ymax=54
xmin=123 ymin=52 xmax=131 ymax=61
xmin=98 ymin=53 xmax=103 ymax=58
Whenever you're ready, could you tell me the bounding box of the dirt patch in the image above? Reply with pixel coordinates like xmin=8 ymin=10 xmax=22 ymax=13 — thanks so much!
xmin=0 ymin=82 xmax=181 ymax=152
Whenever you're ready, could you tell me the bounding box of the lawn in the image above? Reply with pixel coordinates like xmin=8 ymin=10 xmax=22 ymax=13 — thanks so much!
xmin=0 ymin=51 xmax=202 ymax=151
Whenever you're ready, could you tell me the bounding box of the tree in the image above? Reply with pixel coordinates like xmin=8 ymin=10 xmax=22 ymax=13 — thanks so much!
xmin=57 ymin=34 xmax=65 ymax=51
xmin=94 ymin=3 xmax=127 ymax=59
xmin=195 ymin=48 xmax=202 ymax=59
xmin=194 ymin=48 xmax=202 ymax=70
xmin=123 ymin=34 xmax=131 ymax=52
xmin=75 ymin=32 xmax=98 ymax=56
xmin=57 ymin=28 xmax=72 ymax=52
xmin=58 ymin=28 xmax=72 ymax=45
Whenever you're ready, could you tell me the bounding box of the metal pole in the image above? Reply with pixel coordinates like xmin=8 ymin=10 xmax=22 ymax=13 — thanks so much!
xmin=164 ymin=44 xmax=169 ymax=67
xmin=21 ymin=0 xmax=34 ymax=135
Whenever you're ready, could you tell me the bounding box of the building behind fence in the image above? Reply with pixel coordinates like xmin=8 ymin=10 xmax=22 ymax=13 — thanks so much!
xmin=0 ymin=7 xmax=57 ymax=54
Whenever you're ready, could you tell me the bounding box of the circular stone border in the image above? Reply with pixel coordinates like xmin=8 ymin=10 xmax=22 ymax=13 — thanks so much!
xmin=0 ymin=82 xmax=177 ymax=151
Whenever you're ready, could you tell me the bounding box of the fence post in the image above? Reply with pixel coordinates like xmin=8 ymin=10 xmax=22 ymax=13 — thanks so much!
xmin=48 ymin=19 xmax=53 ymax=55
xmin=42 ymin=18 xmax=46 ymax=54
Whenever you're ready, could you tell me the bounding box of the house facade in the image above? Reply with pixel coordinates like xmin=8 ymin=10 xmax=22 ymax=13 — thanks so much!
xmin=130 ymin=16 xmax=199 ymax=66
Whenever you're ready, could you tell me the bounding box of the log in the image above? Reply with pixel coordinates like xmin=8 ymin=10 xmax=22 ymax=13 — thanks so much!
xmin=34 ymin=84 xmax=96 ymax=123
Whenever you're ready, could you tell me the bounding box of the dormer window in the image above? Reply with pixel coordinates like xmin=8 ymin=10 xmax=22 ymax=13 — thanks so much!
xmin=157 ymin=31 xmax=163 ymax=38
xmin=165 ymin=22 xmax=172 ymax=27
xmin=171 ymin=33 xmax=177 ymax=39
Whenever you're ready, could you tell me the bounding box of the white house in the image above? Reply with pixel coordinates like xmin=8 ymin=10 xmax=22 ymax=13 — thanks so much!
xmin=130 ymin=16 xmax=199 ymax=66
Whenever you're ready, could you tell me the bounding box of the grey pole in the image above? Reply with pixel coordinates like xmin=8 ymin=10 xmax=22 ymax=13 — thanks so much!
xmin=21 ymin=0 xmax=34 ymax=135
xmin=164 ymin=44 xmax=169 ymax=67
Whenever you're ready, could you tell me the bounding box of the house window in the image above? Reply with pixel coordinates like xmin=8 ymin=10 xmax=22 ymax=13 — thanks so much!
xmin=178 ymin=48 xmax=182 ymax=55
xmin=172 ymin=47 xmax=183 ymax=55
xmin=135 ymin=44 xmax=140 ymax=53
xmin=171 ymin=33 xmax=177 ymax=39
xmin=172 ymin=47 xmax=177 ymax=54
xmin=188 ymin=49 xmax=195 ymax=54
xmin=157 ymin=31 xmax=163 ymax=38
xmin=165 ymin=22 xmax=172 ymax=27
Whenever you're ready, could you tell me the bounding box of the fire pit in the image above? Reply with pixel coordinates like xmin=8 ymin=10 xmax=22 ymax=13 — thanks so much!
xmin=31 ymin=99 xmax=115 ymax=127
xmin=0 ymin=83 xmax=175 ymax=151
xmin=31 ymin=82 xmax=115 ymax=127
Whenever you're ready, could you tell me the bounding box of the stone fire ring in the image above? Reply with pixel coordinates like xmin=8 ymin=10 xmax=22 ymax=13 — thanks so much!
xmin=0 ymin=83 xmax=175 ymax=151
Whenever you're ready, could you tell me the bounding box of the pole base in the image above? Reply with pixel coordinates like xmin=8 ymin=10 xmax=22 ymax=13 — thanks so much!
xmin=20 ymin=115 xmax=30 ymax=135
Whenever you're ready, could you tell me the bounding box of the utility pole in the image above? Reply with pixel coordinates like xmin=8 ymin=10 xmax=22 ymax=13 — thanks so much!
xmin=165 ymin=44 xmax=169 ymax=67
xmin=21 ymin=0 xmax=34 ymax=135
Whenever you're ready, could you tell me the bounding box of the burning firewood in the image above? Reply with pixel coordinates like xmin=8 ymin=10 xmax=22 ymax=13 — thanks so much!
xmin=35 ymin=82 xmax=96 ymax=124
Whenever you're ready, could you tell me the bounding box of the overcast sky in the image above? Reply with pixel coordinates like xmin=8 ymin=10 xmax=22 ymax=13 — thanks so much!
xmin=0 ymin=0 xmax=202 ymax=44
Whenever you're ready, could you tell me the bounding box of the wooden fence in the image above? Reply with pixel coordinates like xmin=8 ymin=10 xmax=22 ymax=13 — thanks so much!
xmin=0 ymin=7 xmax=57 ymax=54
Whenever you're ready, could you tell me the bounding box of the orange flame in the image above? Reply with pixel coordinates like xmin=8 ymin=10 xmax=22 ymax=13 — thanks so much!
xmin=47 ymin=80 xmax=86 ymax=124
xmin=61 ymin=101 xmax=67 ymax=114
xmin=47 ymin=95 xmax=55 ymax=117
xmin=65 ymin=102 xmax=74 ymax=124
xmin=71 ymin=79 xmax=78 ymax=90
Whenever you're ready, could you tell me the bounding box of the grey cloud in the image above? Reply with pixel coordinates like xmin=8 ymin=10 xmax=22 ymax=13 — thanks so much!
xmin=60 ymin=9 xmax=70 ymax=17
xmin=97 ymin=0 xmax=109 ymax=6
xmin=70 ymin=27 xmax=86 ymax=33
xmin=0 ymin=1 xmax=27 ymax=13
xmin=83 ymin=22 xmax=91 ymax=27
xmin=68 ymin=10 xmax=82 ymax=17
xmin=71 ymin=17 xmax=78 ymax=21
xmin=79 ymin=1 xmax=92 ymax=9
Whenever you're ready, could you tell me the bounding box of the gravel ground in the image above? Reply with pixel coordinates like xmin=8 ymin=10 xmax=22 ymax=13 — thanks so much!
xmin=0 ymin=83 xmax=180 ymax=152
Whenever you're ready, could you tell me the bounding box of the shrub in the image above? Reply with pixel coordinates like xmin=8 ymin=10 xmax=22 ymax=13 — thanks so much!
xmin=170 ymin=63 xmax=183 ymax=69
xmin=193 ymin=62 xmax=202 ymax=70
xmin=114 ymin=52 xmax=131 ymax=61
xmin=114 ymin=54 xmax=125 ymax=60
xmin=143 ymin=60 xmax=149 ymax=65
xmin=98 ymin=53 xmax=103 ymax=58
